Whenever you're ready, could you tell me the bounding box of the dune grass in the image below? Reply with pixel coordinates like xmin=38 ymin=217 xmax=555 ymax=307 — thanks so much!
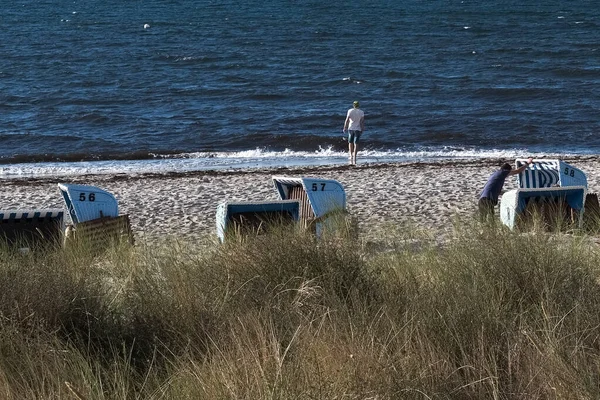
xmin=0 ymin=218 xmax=600 ymax=399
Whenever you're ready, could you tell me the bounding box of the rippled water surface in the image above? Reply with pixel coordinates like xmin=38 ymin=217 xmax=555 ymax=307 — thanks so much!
xmin=1 ymin=0 xmax=598 ymax=175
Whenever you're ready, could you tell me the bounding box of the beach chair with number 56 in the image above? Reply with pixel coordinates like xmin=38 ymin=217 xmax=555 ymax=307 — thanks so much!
xmin=58 ymin=183 xmax=133 ymax=249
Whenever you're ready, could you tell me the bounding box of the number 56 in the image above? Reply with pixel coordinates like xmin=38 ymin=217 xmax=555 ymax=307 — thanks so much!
xmin=79 ymin=192 xmax=96 ymax=201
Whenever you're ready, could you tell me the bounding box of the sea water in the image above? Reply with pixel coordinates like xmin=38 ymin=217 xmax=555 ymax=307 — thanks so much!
xmin=1 ymin=0 xmax=598 ymax=177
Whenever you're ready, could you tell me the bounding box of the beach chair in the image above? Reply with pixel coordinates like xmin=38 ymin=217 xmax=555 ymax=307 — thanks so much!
xmin=516 ymin=159 xmax=587 ymax=189
xmin=0 ymin=209 xmax=65 ymax=250
xmin=272 ymin=176 xmax=348 ymax=236
xmin=58 ymin=183 xmax=133 ymax=250
xmin=500 ymin=186 xmax=587 ymax=230
xmin=216 ymin=200 xmax=300 ymax=243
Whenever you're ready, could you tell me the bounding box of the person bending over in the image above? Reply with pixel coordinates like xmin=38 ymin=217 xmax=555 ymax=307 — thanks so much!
xmin=479 ymin=157 xmax=534 ymax=221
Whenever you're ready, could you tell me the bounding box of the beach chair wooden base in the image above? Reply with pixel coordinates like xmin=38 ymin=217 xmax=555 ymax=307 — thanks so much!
xmin=64 ymin=215 xmax=134 ymax=252
xmin=216 ymin=200 xmax=300 ymax=242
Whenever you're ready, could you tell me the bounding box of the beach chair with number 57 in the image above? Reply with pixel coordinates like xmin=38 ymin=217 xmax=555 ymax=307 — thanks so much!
xmin=272 ymin=176 xmax=351 ymax=237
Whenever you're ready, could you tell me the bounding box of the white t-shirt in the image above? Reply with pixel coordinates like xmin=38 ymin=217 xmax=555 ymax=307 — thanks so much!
xmin=346 ymin=108 xmax=364 ymax=131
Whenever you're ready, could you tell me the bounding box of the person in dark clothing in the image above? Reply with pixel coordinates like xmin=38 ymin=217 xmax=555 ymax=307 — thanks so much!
xmin=479 ymin=157 xmax=534 ymax=221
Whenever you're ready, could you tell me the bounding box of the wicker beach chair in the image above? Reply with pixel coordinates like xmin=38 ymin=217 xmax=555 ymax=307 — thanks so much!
xmin=500 ymin=159 xmax=589 ymax=231
xmin=58 ymin=183 xmax=133 ymax=250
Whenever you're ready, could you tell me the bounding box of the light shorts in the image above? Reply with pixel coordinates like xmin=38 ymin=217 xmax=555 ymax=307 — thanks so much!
xmin=348 ymin=130 xmax=362 ymax=144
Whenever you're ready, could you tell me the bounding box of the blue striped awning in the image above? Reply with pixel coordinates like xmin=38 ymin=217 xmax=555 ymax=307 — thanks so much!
xmin=0 ymin=209 xmax=64 ymax=221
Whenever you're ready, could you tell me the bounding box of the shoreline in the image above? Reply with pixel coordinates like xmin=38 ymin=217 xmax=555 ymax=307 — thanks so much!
xmin=1 ymin=157 xmax=598 ymax=243
xmin=2 ymin=155 xmax=598 ymax=185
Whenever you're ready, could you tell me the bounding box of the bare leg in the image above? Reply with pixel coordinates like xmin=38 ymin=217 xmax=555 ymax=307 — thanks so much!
xmin=348 ymin=143 xmax=354 ymax=160
xmin=353 ymin=143 xmax=358 ymax=163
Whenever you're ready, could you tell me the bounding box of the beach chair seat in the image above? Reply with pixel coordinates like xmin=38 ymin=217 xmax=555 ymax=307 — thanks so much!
xmin=216 ymin=200 xmax=300 ymax=242
xmin=500 ymin=186 xmax=586 ymax=231
xmin=58 ymin=183 xmax=133 ymax=251
xmin=64 ymin=215 xmax=134 ymax=251
xmin=0 ymin=209 xmax=65 ymax=249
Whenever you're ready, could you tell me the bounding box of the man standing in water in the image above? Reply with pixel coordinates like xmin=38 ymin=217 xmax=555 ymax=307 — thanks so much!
xmin=343 ymin=100 xmax=365 ymax=164
xmin=479 ymin=157 xmax=534 ymax=222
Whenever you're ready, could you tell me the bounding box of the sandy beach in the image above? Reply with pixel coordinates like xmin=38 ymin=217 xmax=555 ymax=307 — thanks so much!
xmin=1 ymin=157 xmax=599 ymax=243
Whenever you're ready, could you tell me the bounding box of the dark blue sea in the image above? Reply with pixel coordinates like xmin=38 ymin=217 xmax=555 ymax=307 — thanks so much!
xmin=1 ymin=0 xmax=599 ymax=178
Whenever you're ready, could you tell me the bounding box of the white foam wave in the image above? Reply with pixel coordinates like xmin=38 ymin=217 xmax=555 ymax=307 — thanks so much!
xmin=173 ymin=146 xmax=552 ymax=161
xmin=0 ymin=147 xmax=566 ymax=179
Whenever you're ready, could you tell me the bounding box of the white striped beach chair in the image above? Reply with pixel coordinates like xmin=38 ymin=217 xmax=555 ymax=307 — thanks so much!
xmin=501 ymin=159 xmax=589 ymax=231
xmin=58 ymin=183 xmax=133 ymax=250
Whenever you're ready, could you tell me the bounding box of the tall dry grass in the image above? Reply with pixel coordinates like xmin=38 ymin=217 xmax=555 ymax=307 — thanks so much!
xmin=0 ymin=219 xmax=599 ymax=399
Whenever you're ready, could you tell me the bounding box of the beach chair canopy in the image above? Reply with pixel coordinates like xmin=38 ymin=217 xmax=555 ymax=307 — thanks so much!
xmin=516 ymin=159 xmax=587 ymax=189
xmin=0 ymin=209 xmax=64 ymax=222
xmin=58 ymin=183 xmax=119 ymax=224
xmin=216 ymin=200 xmax=300 ymax=242
xmin=500 ymin=186 xmax=587 ymax=230
xmin=272 ymin=176 xmax=346 ymax=219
